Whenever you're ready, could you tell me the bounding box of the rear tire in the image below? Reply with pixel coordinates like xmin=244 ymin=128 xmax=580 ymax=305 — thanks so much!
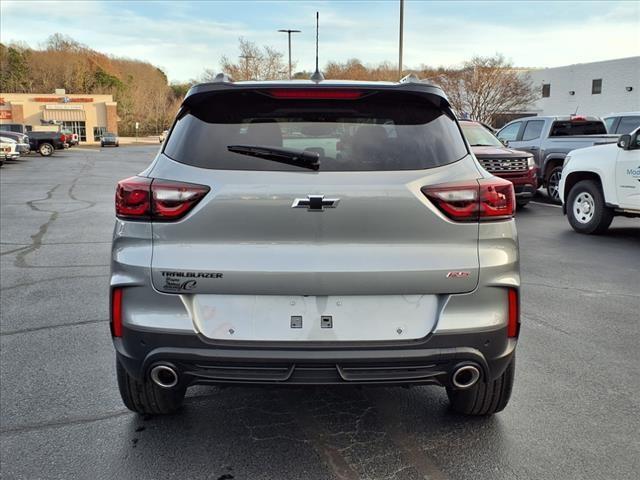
xmin=38 ymin=142 xmax=54 ymax=157
xmin=447 ymin=356 xmax=515 ymax=416
xmin=546 ymin=166 xmax=562 ymax=203
xmin=516 ymin=199 xmax=530 ymax=209
xmin=116 ymin=359 xmax=186 ymax=415
xmin=566 ymin=180 xmax=613 ymax=234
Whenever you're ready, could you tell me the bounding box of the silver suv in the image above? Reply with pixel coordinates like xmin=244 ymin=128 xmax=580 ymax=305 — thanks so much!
xmin=111 ymin=77 xmax=520 ymax=416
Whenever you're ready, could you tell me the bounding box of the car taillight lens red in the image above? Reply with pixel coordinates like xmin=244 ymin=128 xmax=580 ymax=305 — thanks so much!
xmin=421 ymin=178 xmax=515 ymax=222
xmin=115 ymin=177 xmax=209 ymax=221
xmin=111 ymin=288 xmax=123 ymax=337
xmin=116 ymin=176 xmax=152 ymax=219
xmin=508 ymin=288 xmax=519 ymax=338
xmin=266 ymin=89 xmax=364 ymax=100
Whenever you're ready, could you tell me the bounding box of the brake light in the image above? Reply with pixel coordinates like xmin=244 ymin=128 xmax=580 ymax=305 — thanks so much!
xmin=152 ymin=180 xmax=210 ymax=220
xmin=111 ymin=288 xmax=123 ymax=337
xmin=508 ymin=288 xmax=519 ymax=338
xmin=116 ymin=176 xmax=151 ymax=219
xmin=421 ymin=178 xmax=515 ymax=222
xmin=570 ymin=115 xmax=587 ymax=122
xmin=60 ymin=134 xmax=66 ymax=142
xmin=115 ymin=177 xmax=209 ymax=221
xmin=267 ymin=89 xmax=364 ymax=100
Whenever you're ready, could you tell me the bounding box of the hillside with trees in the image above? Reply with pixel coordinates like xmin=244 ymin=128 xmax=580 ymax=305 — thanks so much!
xmin=1 ymin=35 xmax=537 ymax=131
xmin=0 ymin=34 xmax=183 ymax=135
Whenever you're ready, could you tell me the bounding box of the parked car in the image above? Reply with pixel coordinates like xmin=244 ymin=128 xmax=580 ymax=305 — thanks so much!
xmin=0 ymin=130 xmax=31 ymax=155
xmin=559 ymin=128 xmax=640 ymax=234
xmin=111 ymin=78 xmax=520 ymax=416
xmin=101 ymin=133 xmax=119 ymax=147
xmin=603 ymin=112 xmax=640 ymax=135
xmin=27 ymin=131 xmax=67 ymax=156
xmin=496 ymin=115 xmax=618 ymax=202
xmin=459 ymin=119 xmax=537 ymax=207
xmin=1 ymin=136 xmax=20 ymax=164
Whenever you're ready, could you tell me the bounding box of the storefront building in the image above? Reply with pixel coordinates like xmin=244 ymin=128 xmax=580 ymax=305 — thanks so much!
xmin=0 ymin=89 xmax=118 ymax=144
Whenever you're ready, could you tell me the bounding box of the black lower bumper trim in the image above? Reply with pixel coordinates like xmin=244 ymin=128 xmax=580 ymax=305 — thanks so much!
xmin=115 ymin=326 xmax=516 ymax=387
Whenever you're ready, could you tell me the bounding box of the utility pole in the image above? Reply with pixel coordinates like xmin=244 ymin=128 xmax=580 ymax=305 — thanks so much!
xmin=239 ymin=54 xmax=254 ymax=80
xmin=398 ymin=0 xmax=404 ymax=78
xmin=278 ymin=29 xmax=301 ymax=80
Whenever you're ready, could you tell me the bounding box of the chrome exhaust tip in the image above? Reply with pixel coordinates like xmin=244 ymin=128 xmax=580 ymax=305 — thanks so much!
xmin=452 ymin=365 xmax=481 ymax=389
xmin=150 ymin=365 xmax=179 ymax=389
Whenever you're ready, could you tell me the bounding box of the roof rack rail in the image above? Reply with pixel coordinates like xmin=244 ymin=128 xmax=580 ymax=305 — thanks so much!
xmin=212 ymin=72 xmax=234 ymax=83
xmin=399 ymin=73 xmax=421 ymax=84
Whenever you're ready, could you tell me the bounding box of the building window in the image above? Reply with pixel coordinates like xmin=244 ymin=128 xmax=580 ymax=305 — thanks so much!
xmin=542 ymin=84 xmax=551 ymax=98
xmin=94 ymin=127 xmax=107 ymax=141
xmin=592 ymin=79 xmax=602 ymax=94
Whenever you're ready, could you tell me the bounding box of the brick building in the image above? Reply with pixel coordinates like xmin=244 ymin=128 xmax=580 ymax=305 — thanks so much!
xmin=0 ymin=89 xmax=118 ymax=144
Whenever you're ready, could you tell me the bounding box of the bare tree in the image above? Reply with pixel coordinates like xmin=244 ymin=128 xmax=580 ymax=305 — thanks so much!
xmin=430 ymin=55 xmax=537 ymax=124
xmin=214 ymin=38 xmax=288 ymax=81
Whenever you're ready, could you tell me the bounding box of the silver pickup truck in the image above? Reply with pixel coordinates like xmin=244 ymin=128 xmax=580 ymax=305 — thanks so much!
xmin=497 ymin=115 xmax=618 ymax=202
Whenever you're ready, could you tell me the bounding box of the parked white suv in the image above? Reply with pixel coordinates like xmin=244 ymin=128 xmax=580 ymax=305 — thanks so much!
xmin=560 ymin=128 xmax=640 ymax=234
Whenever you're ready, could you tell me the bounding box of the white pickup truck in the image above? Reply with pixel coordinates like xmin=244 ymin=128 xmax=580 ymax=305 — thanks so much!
xmin=559 ymin=129 xmax=640 ymax=234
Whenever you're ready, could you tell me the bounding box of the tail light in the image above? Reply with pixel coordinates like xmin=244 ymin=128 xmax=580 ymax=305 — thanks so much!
xmin=60 ymin=134 xmax=66 ymax=142
xmin=421 ymin=178 xmax=515 ymax=222
xmin=111 ymin=287 xmax=123 ymax=337
xmin=115 ymin=177 xmax=209 ymax=221
xmin=507 ymin=288 xmax=519 ymax=338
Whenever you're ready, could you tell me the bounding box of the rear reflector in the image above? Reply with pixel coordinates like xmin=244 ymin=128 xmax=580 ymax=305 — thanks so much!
xmin=266 ymin=89 xmax=364 ymax=100
xmin=421 ymin=177 xmax=515 ymax=222
xmin=115 ymin=177 xmax=209 ymax=221
xmin=508 ymin=288 xmax=519 ymax=338
xmin=111 ymin=288 xmax=123 ymax=337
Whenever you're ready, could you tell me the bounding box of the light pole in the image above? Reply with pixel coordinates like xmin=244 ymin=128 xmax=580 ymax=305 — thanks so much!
xmin=398 ymin=0 xmax=404 ymax=78
xmin=278 ymin=29 xmax=301 ymax=80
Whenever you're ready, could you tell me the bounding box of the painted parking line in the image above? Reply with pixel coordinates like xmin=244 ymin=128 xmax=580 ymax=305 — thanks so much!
xmin=530 ymin=201 xmax=563 ymax=208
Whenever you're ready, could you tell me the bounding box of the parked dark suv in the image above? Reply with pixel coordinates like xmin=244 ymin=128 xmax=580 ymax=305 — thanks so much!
xmin=111 ymin=76 xmax=520 ymax=417
xmin=459 ymin=119 xmax=537 ymax=207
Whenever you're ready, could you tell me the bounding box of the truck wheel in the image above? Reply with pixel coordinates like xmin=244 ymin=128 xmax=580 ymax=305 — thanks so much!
xmin=38 ymin=143 xmax=54 ymax=157
xmin=567 ymin=180 xmax=613 ymax=234
xmin=546 ymin=166 xmax=562 ymax=203
xmin=116 ymin=359 xmax=186 ymax=415
xmin=447 ymin=356 xmax=515 ymax=416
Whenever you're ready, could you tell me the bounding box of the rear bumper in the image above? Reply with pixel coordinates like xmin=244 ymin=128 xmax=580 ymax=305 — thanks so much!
xmin=114 ymin=325 xmax=516 ymax=387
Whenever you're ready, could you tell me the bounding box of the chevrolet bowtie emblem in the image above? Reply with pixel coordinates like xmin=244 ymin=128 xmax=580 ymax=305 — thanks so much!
xmin=292 ymin=195 xmax=340 ymax=211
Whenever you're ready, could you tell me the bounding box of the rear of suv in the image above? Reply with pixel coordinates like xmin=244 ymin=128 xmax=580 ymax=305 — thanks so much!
xmin=111 ymin=77 xmax=520 ymax=416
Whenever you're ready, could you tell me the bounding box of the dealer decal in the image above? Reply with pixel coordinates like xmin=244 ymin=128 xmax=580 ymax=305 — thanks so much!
xmin=161 ymin=271 xmax=223 ymax=291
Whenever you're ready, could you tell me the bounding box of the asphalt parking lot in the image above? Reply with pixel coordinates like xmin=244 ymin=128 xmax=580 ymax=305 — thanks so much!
xmin=1 ymin=146 xmax=639 ymax=480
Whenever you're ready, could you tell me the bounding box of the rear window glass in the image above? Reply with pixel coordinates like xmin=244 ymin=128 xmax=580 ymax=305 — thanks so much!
xmin=164 ymin=90 xmax=468 ymax=171
xmin=549 ymin=121 xmax=606 ymax=136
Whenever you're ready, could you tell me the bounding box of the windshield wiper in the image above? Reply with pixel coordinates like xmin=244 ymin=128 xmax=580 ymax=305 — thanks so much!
xmin=227 ymin=145 xmax=320 ymax=170
xmin=469 ymin=143 xmax=499 ymax=147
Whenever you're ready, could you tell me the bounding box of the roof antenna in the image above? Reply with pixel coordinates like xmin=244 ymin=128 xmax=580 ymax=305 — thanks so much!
xmin=572 ymin=104 xmax=579 ymax=116
xmin=310 ymin=11 xmax=324 ymax=82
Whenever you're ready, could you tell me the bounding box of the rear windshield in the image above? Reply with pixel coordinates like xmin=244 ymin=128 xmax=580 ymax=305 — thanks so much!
xmin=164 ymin=90 xmax=468 ymax=171
xmin=549 ymin=121 xmax=606 ymax=136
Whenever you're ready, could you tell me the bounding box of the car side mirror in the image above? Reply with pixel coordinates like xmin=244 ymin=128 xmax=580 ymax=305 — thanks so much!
xmin=617 ymin=134 xmax=632 ymax=150
xmin=501 ymin=139 xmax=509 ymax=147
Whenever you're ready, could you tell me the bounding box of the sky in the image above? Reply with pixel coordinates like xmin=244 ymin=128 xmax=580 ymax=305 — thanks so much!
xmin=1 ymin=0 xmax=639 ymax=83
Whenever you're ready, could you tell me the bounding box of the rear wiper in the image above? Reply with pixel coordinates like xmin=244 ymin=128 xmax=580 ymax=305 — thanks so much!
xmin=227 ymin=145 xmax=320 ymax=170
